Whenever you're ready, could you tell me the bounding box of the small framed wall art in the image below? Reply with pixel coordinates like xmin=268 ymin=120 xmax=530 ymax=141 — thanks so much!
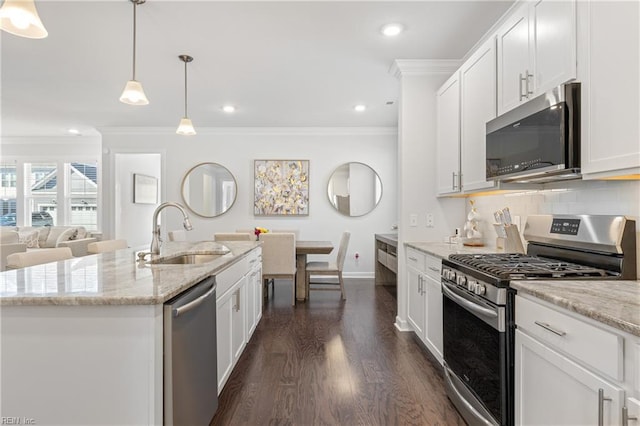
xmin=133 ymin=173 xmax=158 ymax=204
xmin=254 ymin=160 xmax=309 ymax=216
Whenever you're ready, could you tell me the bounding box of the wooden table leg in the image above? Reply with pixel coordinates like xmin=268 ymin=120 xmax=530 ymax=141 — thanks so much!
xmin=296 ymin=254 xmax=306 ymax=301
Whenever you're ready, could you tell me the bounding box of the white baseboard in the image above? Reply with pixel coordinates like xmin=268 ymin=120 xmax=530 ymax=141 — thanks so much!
xmin=395 ymin=316 xmax=411 ymax=332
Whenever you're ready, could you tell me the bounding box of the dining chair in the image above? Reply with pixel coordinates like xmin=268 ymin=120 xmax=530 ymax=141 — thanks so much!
xmin=306 ymin=231 xmax=351 ymax=300
xmin=6 ymin=247 xmax=73 ymax=269
xmin=258 ymin=232 xmax=296 ymax=306
xmin=87 ymin=239 xmax=128 ymax=254
xmin=236 ymin=229 xmax=258 ymax=241
xmin=270 ymin=229 xmax=300 ymax=239
xmin=168 ymin=230 xmax=187 ymax=241
xmin=214 ymin=233 xmax=253 ymax=241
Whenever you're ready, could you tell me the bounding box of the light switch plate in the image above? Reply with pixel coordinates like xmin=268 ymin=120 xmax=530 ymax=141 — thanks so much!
xmin=409 ymin=214 xmax=418 ymax=227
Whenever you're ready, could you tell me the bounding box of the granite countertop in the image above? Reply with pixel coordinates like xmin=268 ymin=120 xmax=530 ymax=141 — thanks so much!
xmin=0 ymin=241 xmax=260 ymax=306
xmin=512 ymin=280 xmax=640 ymax=337
xmin=405 ymin=241 xmax=498 ymax=259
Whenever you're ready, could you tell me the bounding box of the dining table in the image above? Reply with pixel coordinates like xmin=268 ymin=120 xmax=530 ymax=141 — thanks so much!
xmin=295 ymin=240 xmax=334 ymax=301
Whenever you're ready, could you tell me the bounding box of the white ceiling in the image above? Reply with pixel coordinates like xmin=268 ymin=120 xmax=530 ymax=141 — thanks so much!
xmin=1 ymin=0 xmax=513 ymax=136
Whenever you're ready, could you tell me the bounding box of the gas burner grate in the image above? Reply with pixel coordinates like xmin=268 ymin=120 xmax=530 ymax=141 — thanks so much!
xmin=449 ymin=253 xmax=610 ymax=279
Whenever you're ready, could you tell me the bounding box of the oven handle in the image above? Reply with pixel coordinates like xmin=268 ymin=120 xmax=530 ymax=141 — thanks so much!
xmin=442 ymin=283 xmax=497 ymax=319
xmin=443 ymin=364 xmax=498 ymax=426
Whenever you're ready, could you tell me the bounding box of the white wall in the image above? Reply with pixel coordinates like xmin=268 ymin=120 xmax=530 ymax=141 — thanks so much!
xmin=114 ymin=153 xmax=162 ymax=248
xmin=393 ymin=61 xmax=466 ymax=330
xmin=101 ymin=128 xmax=397 ymax=277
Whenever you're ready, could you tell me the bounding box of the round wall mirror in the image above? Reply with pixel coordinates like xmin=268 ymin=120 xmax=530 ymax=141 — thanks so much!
xmin=327 ymin=162 xmax=382 ymax=217
xmin=181 ymin=162 xmax=237 ymax=217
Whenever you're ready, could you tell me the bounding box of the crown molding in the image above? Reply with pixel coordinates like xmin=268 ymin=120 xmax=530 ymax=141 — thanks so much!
xmin=0 ymin=135 xmax=101 ymax=145
xmin=389 ymin=59 xmax=461 ymax=78
xmin=97 ymin=127 xmax=397 ymax=136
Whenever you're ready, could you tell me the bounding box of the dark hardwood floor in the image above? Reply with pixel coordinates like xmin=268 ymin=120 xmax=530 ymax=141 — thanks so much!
xmin=211 ymin=279 xmax=465 ymax=426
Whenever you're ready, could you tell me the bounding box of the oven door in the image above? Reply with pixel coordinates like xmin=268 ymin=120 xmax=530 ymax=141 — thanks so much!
xmin=442 ymin=280 xmax=509 ymax=426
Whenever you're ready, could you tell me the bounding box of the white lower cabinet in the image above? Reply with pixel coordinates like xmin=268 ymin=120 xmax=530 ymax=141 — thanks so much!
xmin=245 ymin=255 xmax=263 ymax=338
xmin=216 ymin=247 xmax=262 ymax=394
xmin=515 ymin=294 xmax=638 ymax=426
xmin=516 ymin=329 xmax=623 ymax=425
xmin=405 ymin=247 xmax=443 ymax=364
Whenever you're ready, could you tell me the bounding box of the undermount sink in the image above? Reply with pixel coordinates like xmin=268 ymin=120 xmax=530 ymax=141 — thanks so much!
xmin=148 ymin=253 xmax=226 ymax=265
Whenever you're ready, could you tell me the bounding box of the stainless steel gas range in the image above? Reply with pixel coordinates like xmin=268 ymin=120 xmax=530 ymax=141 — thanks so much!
xmin=440 ymin=215 xmax=637 ymax=426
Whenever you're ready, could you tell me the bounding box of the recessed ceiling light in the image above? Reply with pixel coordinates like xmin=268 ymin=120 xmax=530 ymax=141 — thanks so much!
xmin=68 ymin=128 xmax=81 ymax=135
xmin=381 ymin=23 xmax=404 ymax=37
xmin=222 ymin=105 xmax=235 ymax=113
xmin=354 ymin=104 xmax=366 ymax=112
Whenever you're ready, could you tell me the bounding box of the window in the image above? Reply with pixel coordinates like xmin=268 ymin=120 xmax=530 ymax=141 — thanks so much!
xmin=69 ymin=162 xmax=98 ymax=230
xmin=0 ymin=163 xmax=17 ymax=227
xmin=2 ymin=159 xmax=100 ymax=230
xmin=26 ymin=162 xmax=58 ymax=226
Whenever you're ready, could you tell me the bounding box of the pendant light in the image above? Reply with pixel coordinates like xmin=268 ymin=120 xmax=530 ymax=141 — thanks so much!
xmin=119 ymin=0 xmax=149 ymax=106
xmin=0 ymin=0 xmax=48 ymax=39
xmin=176 ymin=55 xmax=196 ymax=135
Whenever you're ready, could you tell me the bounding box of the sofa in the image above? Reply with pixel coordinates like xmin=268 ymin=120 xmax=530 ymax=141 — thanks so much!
xmin=1 ymin=226 xmax=97 ymax=271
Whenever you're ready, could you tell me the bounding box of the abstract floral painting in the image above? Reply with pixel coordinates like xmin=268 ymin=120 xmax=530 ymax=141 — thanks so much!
xmin=254 ymin=160 xmax=309 ymax=216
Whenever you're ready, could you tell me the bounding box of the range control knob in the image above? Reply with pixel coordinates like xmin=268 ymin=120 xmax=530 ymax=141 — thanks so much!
xmin=467 ymin=280 xmax=477 ymax=292
xmin=443 ymin=269 xmax=456 ymax=281
xmin=456 ymin=275 xmax=467 ymax=287
xmin=474 ymin=283 xmax=486 ymax=296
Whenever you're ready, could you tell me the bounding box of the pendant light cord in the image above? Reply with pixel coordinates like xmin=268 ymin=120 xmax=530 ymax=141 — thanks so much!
xmin=184 ymin=60 xmax=188 ymax=117
xmin=132 ymin=1 xmax=137 ymax=80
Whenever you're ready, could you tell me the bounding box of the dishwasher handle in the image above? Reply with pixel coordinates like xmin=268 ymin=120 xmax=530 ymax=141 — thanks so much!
xmin=173 ymin=283 xmax=216 ymax=317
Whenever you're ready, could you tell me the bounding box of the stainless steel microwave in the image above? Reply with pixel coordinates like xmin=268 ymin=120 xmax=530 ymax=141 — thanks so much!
xmin=486 ymin=82 xmax=581 ymax=183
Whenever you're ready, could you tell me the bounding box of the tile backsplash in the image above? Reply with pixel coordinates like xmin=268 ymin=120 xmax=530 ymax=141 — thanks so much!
xmin=466 ymin=180 xmax=640 ymax=249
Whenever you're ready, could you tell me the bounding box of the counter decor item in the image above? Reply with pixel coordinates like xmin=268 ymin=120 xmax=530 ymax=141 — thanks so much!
xmin=463 ymin=200 xmax=484 ymax=246
xmin=493 ymin=207 xmax=525 ymax=253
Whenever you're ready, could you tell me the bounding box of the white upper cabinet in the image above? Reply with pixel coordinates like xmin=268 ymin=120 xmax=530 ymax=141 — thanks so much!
xmin=497 ymin=0 xmax=576 ymax=115
xmin=436 ymin=72 xmax=461 ymax=195
xmin=460 ymin=38 xmax=497 ymax=192
xmin=579 ymin=0 xmax=640 ymax=177
xmin=531 ymin=0 xmax=577 ymax=95
xmin=497 ymin=3 xmax=532 ymax=114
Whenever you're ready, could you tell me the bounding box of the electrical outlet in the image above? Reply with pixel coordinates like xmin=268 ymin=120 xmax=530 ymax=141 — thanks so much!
xmin=409 ymin=214 xmax=418 ymax=227
xmin=426 ymin=213 xmax=434 ymax=228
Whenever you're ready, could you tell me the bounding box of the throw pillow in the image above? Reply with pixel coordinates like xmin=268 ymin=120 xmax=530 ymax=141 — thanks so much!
xmin=18 ymin=230 xmax=40 ymax=248
xmin=75 ymin=226 xmax=87 ymax=239
xmin=0 ymin=230 xmax=20 ymax=244
xmin=43 ymin=227 xmax=68 ymax=248
xmin=55 ymin=228 xmax=76 ymax=247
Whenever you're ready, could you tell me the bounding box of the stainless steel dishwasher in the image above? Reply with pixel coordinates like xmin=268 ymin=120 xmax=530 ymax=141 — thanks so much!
xmin=164 ymin=276 xmax=218 ymax=425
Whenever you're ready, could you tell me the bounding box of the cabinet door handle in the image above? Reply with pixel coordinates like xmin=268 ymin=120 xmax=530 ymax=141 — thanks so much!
xmin=234 ymin=290 xmax=241 ymax=312
xmin=408 ymin=256 xmax=418 ymax=261
xmin=452 ymin=172 xmax=458 ymax=190
xmin=524 ymin=70 xmax=534 ymax=97
xmin=418 ymin=275 xmax=422 ymax=294
xmin=519 ymin=73 xmax=526 ymax=101
xmin=623 ymin=406 xmax=638 ymax=425
xmin=534 ymin=321 xmax=566 ymax=337
xmin=598 ymin=388 xmax=612 ymax=426
xmin=428 ymin=266 xmax=440 ymax=273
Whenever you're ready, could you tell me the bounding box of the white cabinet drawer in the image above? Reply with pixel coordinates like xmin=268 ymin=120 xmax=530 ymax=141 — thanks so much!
xmin=406 ymin=248 xmax=426 ymax=272
xmin=246 ymin=247 xmax=261 ymax=270
xmin=516 ymin=295 xmax=623 ymax=381
xmin=216 ymin=256 xmax=249 ymax=298
xmin=424 ymin=255 xmax=441 ymax=281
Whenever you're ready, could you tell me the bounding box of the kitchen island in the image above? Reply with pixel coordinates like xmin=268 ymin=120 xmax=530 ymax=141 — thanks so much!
xmin=0 ymin=241 xmax=260 ymax=426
